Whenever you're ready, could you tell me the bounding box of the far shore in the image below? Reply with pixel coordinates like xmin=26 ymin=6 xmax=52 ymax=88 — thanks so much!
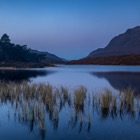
xmin=0 ymin=67 xmax=17 ymax=70
xmin=0 ymin=61 xmax=58 ymax=69
xmin=0 ymin=64 xmax=60 ymax=70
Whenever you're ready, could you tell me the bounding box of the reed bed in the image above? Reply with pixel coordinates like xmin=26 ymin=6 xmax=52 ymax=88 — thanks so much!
xmin=0 ymin=81 xmax=140 ymax=134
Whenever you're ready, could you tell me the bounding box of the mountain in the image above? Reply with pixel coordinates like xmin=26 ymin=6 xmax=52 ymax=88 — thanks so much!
xmin=88 ymin=26 xmax=140 ymax=58
xmin=30 ymin=50 xmax=66 ymax=64
xmin=0 ymin=34 xmax=65 ymax=68
xmin=67 ymin=26 xmax=140 ymax=65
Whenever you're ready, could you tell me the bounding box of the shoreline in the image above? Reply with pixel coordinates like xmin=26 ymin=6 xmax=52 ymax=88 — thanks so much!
xmin=0 ymin=67 xmax=17 ymax=70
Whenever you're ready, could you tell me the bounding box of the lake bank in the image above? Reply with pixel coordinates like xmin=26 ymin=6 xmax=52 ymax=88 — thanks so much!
xmin=66 ymin=55 xmax=140 ymax=65
xmin=0 ymin=61 xmax=56 ymax=68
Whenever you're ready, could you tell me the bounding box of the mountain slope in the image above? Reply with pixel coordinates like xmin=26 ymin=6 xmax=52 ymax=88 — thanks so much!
xmin=67 ymin=26 xmax=140 ymax=65
xmin=30 ymin=50 xmax=66 ymax=64
xmin=88 ymin=26 xmax=140 ymax=58
xmin=67 ymin=55 xmax=140 ymax=65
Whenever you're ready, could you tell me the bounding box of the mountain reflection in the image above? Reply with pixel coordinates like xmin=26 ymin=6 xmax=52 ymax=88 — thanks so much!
xmin=0 ymin=69 xmax=50 ymax=82
xmin=92 ymin=72 xmax=140 ymax=93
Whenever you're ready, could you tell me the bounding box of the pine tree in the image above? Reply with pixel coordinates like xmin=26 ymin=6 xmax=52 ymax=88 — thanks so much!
xmin=0 ymin=34 xmax=11 ymax=43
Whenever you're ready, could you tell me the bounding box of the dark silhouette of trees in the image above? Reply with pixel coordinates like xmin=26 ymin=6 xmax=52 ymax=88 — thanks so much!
xmin=0 ymin=34 xmax=11 ymax=43
xmin=0 ymin=34 xmax=45 ymax=63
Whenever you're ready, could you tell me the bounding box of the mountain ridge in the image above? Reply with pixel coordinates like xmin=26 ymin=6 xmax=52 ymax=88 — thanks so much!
xmin=88 ymin=26 xmax=140 ymax=58
xmin=67 ymin=26 xmax=140 ymax=65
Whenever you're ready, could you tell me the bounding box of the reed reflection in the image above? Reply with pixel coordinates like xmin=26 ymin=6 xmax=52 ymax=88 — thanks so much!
xmin=0 ymin=82 xmax=140 ymax=139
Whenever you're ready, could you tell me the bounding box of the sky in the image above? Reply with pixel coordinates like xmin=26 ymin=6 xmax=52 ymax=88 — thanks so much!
xmin=0 ymin=0 xmax=140 ymax=60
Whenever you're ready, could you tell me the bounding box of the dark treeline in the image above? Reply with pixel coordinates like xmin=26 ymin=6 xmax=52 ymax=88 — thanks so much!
xmin=0 ymin=34 xmax=46 ymax=63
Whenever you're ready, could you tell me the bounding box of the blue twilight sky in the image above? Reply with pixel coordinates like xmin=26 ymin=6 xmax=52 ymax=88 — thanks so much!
xmin=0 ymin=0 xmax=140 ymax=59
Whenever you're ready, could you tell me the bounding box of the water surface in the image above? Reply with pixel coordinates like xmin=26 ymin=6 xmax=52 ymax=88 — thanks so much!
xmin=0 ymin=65 xmax=140 ymax=140
xmin=31 ymin=65 xmax=140 ymax=93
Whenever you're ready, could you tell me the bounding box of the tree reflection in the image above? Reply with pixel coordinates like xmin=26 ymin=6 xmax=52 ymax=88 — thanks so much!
xmin=0 ymin=69 xmax=49 ymax=82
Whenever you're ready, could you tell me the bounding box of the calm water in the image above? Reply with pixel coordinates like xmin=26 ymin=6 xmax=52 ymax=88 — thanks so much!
xmin=32 ymin=65 xmax=140 ymax=93
xmin=0 ymin=65 xmax=140 ymax=140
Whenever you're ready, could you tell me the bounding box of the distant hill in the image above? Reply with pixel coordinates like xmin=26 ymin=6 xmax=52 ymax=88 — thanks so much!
xmin=67 ymin=26 xmax=140 ymax=65
xmin=30 ymin=50 xmax=66 ymax=64
xmin=0 ymin=34 xmax=65 ymax=68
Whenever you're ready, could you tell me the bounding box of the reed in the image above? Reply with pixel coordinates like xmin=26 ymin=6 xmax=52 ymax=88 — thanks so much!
xmin=111 ymin=95 xmax=117 ymax=111
xmin=119 ymin=87 xmax=135 ymax=112
xmin=124 ymin=87 xmax=135 ymax=112
xmin=0 ymin=81 xmax=139 ymax=134
xmin=74 ymin=86 xmax=87 ymax=111
xmin=101 ymin=88 xmax=112 ymax=110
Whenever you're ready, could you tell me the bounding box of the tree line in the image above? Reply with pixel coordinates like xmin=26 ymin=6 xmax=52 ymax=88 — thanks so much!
xmin=0 ymin=34 xmax=45 ymax=62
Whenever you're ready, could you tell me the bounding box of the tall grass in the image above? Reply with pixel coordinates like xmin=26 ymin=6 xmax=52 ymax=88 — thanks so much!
xmin=74 ymin=86 xmax=87 ymax=111
xmin=0 ymin=81 xmax=139 ymax=134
